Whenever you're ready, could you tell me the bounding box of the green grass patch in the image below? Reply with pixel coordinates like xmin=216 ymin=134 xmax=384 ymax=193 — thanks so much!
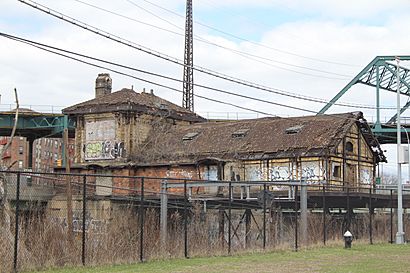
xmin=35 ymin=243 xmax=410 ymax=273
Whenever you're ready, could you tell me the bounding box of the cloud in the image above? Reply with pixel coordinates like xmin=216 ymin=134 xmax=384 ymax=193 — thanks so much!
xmin=0 ymin=0 xmax=410 ymax=122
xmin=196 ymin=0 xmax=410 ymax=20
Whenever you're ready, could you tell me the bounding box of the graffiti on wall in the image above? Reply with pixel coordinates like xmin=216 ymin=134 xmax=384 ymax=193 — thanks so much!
xmin=360 ymin=169 xmax=371 ymax=184
xmin=269 ymin=166 xmax=290 ymax=181
xmin=166 ymin=170 xmax=194 ymax=179
xmin=84 ymin=119 xmax=126 ymax=160
xmin=300 ymin=162 xmax=326 ymax=184
xmin=267 ymin=162 xmax=326 ymax=184
xmin=246 ymin=165 xmax=264 ymax=181
xmin=85 ymin=141 xmax=126 ymax=160
xmin=71 ymin=211 xmax=105 ymax=233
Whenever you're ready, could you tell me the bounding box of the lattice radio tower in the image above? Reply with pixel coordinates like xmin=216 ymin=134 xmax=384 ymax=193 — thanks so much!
xmin=182 ymin=0 xmax=194 ymax=111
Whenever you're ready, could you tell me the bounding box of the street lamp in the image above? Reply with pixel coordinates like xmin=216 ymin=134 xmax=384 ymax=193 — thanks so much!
xmin=402 ymin=126 xmax=410 ymax=186
xmin=396 ymin=57 xmax=405 ymax=244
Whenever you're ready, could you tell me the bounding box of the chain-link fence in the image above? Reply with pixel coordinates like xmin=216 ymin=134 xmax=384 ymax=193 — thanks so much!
xmin=0 ymin=170 xmax=408 ymax=272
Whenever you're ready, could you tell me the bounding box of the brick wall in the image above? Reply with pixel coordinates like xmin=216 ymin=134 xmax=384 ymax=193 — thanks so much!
xmin=0 ymin=136 xmax=29 ymax=170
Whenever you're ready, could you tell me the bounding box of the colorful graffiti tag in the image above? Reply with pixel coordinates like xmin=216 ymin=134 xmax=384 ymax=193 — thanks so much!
xmin=84 ymin=141 xmax=126 ymax=160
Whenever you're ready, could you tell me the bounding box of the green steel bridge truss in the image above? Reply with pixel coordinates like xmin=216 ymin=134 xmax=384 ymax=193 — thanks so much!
xmin=0 ymin=112 xmax=75 ymax=138
xmin=0 ymin=112 xmax=75 ymax=167
xmin=318 ymin=56 xmax=410 ymax=143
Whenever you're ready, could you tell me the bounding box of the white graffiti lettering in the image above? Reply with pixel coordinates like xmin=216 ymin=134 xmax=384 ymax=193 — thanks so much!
xmin=360 ymin=169 xmax=371 ymax=184
xmin=269 ymin=166 xmax=290 ymax=181
xmin=166 ymin=170 xmax=194 ymax=179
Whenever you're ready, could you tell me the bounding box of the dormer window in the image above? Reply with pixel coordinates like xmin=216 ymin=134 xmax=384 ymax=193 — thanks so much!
xmin=346 ymin=141 xmax=354 ymax=152
xmin=183 ymin=132 xmax=199 ymax=141
xmin=232 ymin=128 xmax=249 ymax=138
xmin=285 ymin=125 xmax=303 ymax=135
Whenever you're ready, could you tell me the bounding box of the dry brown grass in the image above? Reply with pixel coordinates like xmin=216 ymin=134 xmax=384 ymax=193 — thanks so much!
xmin=0 ymin=203 xmax=402 ymax=273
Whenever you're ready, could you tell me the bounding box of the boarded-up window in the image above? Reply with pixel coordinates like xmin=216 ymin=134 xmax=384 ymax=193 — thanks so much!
xmin=96 ymin=171 xmax=113 ymax=196
xmin=346 ymin=164 xmax=357 ymax=186
xmin=202 ymin=165 xmax=219 ymax=195
xmin=203 ymin=165 xmax=218 ymax=181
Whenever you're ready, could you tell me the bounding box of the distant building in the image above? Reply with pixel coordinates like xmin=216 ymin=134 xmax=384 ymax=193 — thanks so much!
xmin=0 ymin=136 xmax=74 ymax=172
xmin=32 ymin=138 xmax=75 ymax=172
xmin=0 ymin=136 xmax=30 ymax=170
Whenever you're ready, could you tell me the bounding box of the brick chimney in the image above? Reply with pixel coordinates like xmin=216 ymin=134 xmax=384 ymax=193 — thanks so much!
xmin=95 ymin=73 xmax=112 ymax=98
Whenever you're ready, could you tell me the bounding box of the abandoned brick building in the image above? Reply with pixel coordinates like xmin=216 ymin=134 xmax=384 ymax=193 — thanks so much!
xmin=62 ymin=73 xmax=386 ymax=196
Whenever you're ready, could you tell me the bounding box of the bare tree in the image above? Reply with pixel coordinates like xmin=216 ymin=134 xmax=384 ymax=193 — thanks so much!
xmin=0 ymin=88 xmax=19 ymax=250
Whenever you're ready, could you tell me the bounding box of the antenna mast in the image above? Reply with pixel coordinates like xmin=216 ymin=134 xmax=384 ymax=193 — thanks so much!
xmin=182 ymin=0 xmax=194 ymax=111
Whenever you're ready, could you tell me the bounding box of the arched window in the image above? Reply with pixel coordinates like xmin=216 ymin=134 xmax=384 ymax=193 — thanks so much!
xmin=346 ymin=141 xmax=354 ymax=152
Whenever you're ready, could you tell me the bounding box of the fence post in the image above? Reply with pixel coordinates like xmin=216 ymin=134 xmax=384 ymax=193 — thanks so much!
xmin=263 ymin=183 xmax=266 ymax=250
xmin=82 ymin=175 xmax=87 ymax=266
xmin=13 ymin=172 xmax=21 ymax=273
xmin=294 ymin=185 xmax=298 ymax=252
xmin=322 ymin=185 xmax=326 ymax=245
xmin=390 ymin=189 xmax=393 ymax=244
xmin=160 ymin=181 xmax=168 ymax=246
xmin=228 ymin=182 xmax=232 ymax=255
xmin=346 ymin=187 xmax=350 ymax=231
xmin=184 ymin=180 xmax=188 ymax=258
xmin=139 ymin=178 xmax=145 ymax=262
xmin=219 ymin=209 xmax=225 ymax=249
xmin=245 ymin=209 xmax=251 ymax=248
xmin=300 ymin=180 xmax=308 ymax=246
xmin=369 ymin=187 xmax=373 ymax=245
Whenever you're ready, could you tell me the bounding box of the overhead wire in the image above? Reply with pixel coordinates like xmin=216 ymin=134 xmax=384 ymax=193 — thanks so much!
xmin=68 ymin=0 xmax=350 ymax=80
xmin=135 ymin=0 xmax=360 ymax=68
xmin=2 ymin=31 xmax=399 ymax=114
xmin=17 ymin=0 xmax=397 ymax=110
xmin=0 ymin=32 xmax=279 ymax=116
xmin=121 ymin=0 xmax=351 ymax=79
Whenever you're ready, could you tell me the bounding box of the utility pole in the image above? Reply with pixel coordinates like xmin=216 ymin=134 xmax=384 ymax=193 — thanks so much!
xmin=396 ymin=57 xmax=405 ymax=244
xmin=182 ymin=0 xmax=194 ymax=112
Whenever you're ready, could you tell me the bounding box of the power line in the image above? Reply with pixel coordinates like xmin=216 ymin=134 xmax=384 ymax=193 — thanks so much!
xmin=17 ymin=0 xmax=396 ymax=110
xmin=1 ymin=31 xmax=397 ymax=112
xmin=135 ymin=0 xmax=360 ymax=68
xmin=72 ymin=0 xmax=351 ymax=79
xmin=4 ymin=32 xmax=395 ymax=112
xmin=123 ymin=0 xmax=351 ymax=79
xmin=1 ymin=32 xmax=313 ymax=113
xmin=0 ymin=32 xmax=279 ymax=116
xmin=69 ymin=0 xmax=185 ymax=38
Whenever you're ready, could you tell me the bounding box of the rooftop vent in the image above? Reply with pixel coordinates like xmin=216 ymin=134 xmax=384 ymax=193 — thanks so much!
xmin=285 ymin=125 xmax=304 ymax=135
xmin=232 ymin=128 xmax=249 ymax=138
xmin=183 ymin=132 xmax=199 ymax=141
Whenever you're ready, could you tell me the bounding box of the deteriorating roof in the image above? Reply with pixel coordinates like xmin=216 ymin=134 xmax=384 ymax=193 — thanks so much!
xmin=62 ymin=89 xmax=205 ymax=122
xmin=137 ymin=112 xmax=386 ymax=164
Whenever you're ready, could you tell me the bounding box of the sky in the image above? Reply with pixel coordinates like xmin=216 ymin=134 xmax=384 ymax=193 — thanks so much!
xmin=1 ymin=0 xmax=410 ymax=175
